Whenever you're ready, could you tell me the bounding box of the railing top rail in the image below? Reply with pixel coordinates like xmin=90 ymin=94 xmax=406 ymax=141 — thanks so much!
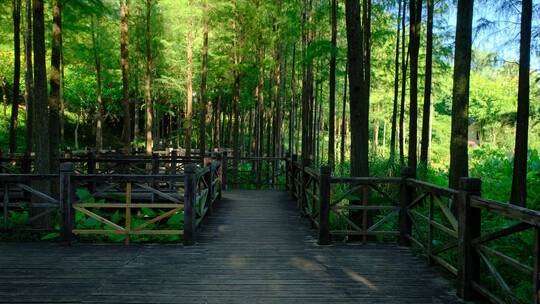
xmin=331 ymin=176 xmax=401 ymax=184
xmin=406 ymin=178 xmax=459 ymax=197
xmin=71 ymin=174 xmax=186 ymax=182
xmin=471 ymin=195 xmax=540 ymax=227
xmin=0 ymin=174 xmax=59 ymax=181
xmin=303 ymin=166 xmax=320 ymax=180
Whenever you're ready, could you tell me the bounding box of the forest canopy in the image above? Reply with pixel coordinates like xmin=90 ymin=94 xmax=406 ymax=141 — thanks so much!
xmin=0 ymin=0 xmax=539 ymax=207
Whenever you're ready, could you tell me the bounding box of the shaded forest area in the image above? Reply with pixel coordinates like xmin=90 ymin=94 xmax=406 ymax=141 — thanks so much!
xmin=0 ymin=0 xmax=539 ymax=207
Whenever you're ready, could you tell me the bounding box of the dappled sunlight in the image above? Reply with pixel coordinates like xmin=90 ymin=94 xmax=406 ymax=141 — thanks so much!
xmin=342 ymin=267 xmax=379 ymax=291
xmin=289 ymin=256 xmax=326 ymax=272
xmin=227 ymin=254 xmax=247 ymax=269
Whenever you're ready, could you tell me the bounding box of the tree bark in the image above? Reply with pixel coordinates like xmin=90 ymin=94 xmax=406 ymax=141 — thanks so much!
xmin=390 ymin=0 xmax=402 ymax=162
xmin=420 ymin=0 xmax=434 ymax=170
xmin=408 ymin=0 xmax=422 ymax=171
xmin=49 ymin=0 xmax=61 ymax=172
xmin=185 ymin=2 xmax=193 ymax=157
xmin=23 ymin=0 xmax=33 ymax=159
xmin=510 ymin=0 xmax=532 ymax=207
xmin=144 ymin=0 xmax=153 ymax=155
xmin=340 ymin=65 xmax=348 ymax=175
xmin=91 ymin=18 xmax=103 ymax=151
xmin=32 ymin=0 xmax=50 ymax=175
xmin=345 ymin=0 xmax=369 ymax=177
xmin=9 ymin=0 xmax=21 ymax=154
xmin=449 ymin=0 xmax=474 ymax=189
xmin=199 ymin=0 xmax=209 ymax=156
xmin=399 ymin=1 xmax=408 ymax=165
xmin=328 ymin=0 xmax=337 ymax=169
xmin=120 ymin=0 xmax=131 ymax=147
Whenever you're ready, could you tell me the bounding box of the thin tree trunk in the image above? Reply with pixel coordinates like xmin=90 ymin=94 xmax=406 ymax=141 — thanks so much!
xmin=328 ymin=0 xmax=337 ymax=169
xmin=408 ymin=0 xmax=422 ymax=171
xmin=60 ymin=39 xmax=65 ymax=146
xmin=510 ymin=0 xmax=532 ymax=207
xmin=91 ymin=17 xmax=103 ymax=151
xmin=24 ymin=0 xmax=33 ymax=159
xmin=9 ymin=0 xmax=21 ymax=154
xmin=390 ymin=0 xmax=402 ymax=162
xmin=120 ymin=0 xmax=131 ymax=147
xmin=340 ymin=65 xmax=348 ymax=175
xmin=49 ymin=0 xmax=61 ymax=172
xmin=345 ymin=0 xmax=368 ymax=177
xmin=449 ymin=0 xmax=474 ymax=189
xmin=185 ymin=2 xmax=193 ymax=156
xmin=32 ymin=0 xmax=50 ymax=175
xmin=420 ymin=0 xmax=433 ymax=170
xmin=399 ymin=1 xmax=408 ymax=165
xmin=199 ymin=0 xmax=209 ymax=156
xmin=144 ymin=0 xmax=153 ymax=155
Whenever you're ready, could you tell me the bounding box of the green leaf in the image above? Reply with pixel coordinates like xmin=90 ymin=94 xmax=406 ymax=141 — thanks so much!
xmin=167 ymin=212 xmax=184 ymax=226
xmin=141 ymin=208 xmax=157 ymax=217
xmin=41 ymin=232 xmax=60 ymax=240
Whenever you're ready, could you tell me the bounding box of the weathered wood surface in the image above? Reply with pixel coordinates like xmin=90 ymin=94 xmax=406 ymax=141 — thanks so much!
xmin=0 ymin=190 xmax=463 ymax=303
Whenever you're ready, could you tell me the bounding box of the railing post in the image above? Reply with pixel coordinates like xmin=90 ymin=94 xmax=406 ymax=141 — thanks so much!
xmin=457 ymin=177 xmax=481 ymax=300
xmin=399 ymin=167 xmax=415 ymax=246
xmin=0 ymin=150 xmax=4 ymax=174
xmin=204 ymin=157 xmax=213 ymax=215
xmin=22 ymin=151 xmax=31 ymax=174
xmin=285 ymin=155 xmax=290 ymax=192
xmin=222 ymin=151 xmax=228 ymax=191
xmin=183 ymin=163 xmax=197 ymax=246
xmin=87 ymin=151 xmax=96 ymax=192
xmin=152 ymin=152 xmax=160 ymax=175
xmin=318 ymin=165 xmax=331 ymax=245
xmin=60 ymin=162 xmax=75 ymax=244
xmin=300 ymin=158 xmax=311 ymax=213
xmin=290 ymin=154 xmax=298 ymax=198
xmin=534 ymin=228 xmax=540 ymax=304
xmin=170 ymin=149 xmax=178 ymax=175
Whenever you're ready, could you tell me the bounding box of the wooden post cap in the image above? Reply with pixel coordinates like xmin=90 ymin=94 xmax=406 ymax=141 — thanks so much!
xmin=401 ymin=167 xmax=416 ymax=178
xmin=459 ymin=177 xmax=481 ymax=192
xmin=60 ymin=162 xmax=75 ymax=172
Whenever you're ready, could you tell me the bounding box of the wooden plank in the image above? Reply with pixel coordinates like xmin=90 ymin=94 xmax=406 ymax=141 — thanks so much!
xmin=73 ymin=206 xmax=125 ymax=232
xmin=73 ymin=203 xmax=184 ymax=209
xmin=125 ymin=183 xmax=132 ymax=245
xmin=16 ymin=183 xmax=59 ymax=205
xmin=135 ymin=183 xmax=183 ymax=203
xmin=433 ymin=194 xmax=458 ymax=231
xmin=133 ymin=207 xmax=183 ymax=231
xmin=471 ymin=196 xmax=540 ymax=227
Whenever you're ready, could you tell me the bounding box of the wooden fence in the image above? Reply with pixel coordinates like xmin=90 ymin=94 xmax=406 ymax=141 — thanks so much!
xmin=286 ymin=157 xmax=540 ymax=304
xmin=0 ymin=156 xmax=223 ymax=245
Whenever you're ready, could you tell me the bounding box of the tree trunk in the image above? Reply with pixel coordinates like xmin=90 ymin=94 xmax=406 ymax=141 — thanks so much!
xmin=49 ymin=0 xmax=61 ymax=172
xmin=420 ymin=0 xmax=433 ymax=170
xmin=24 ymin=0 xmax=33 ymax=159
xmin=390 ymin=0 xmax=402 ymax=162
xmin=328 ymin=0 xmax=337 ymax=169
xmin=345 ymin=0 xmax=369 ymax=177
xmin=340 ymin=64 xmax=348 ymax=175
xmin=214 ymin=94 xmax=221 ymax=149
xmin=185 ymin=3 xmax=193 ymax=157
xmin=399 ymin=2 xmax=408 ymax=165
xmin=301 ymin=0 xmax=314 ymax=163
xmin=199 ymin=0 xmax=209 ymax=156
xmin=120 ymin=0 xmax=131 ymax=147
xmin=449 ymin=0 xmax=474 ymax=189
xmin=9 ymin=0 xmax=21 ymax=154
xmin=510 ymin=0 xmax=532 ymax=207
xmin=91 ymin=18 xmax=103 ymax=151
xmin=408 ymin=0 xmax=422 ymax=172
xmin=32 ymin=0 xmax=50 ymax=175
xmin=144 ymin=0 xmax=153 ymax=155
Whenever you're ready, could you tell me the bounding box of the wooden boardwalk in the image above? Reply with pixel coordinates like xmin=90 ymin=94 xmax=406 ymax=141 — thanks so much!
xmin=0 ymin=190 xmax=463 ymax=303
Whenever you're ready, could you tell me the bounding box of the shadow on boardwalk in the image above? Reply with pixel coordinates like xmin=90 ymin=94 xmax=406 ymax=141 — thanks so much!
xmin=0 ymin=190 xmax=464 ymax=303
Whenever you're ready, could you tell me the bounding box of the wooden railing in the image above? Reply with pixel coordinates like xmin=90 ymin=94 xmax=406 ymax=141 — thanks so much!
xmin=0 ymin=150 xmax=207 ymax=174
xmin=0 ymin=157 xmax=222 ymax=245
xmin=286 ymin=158 xmax=540 ymax=304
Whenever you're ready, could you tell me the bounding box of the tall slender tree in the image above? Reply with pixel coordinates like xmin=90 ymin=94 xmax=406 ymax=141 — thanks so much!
xmin=23 ymin=0 xmax=33 ymax=159
xmin=49 ymin=0 xmax=62 ymax=172
xmin=120 ymin=0 xmax=131 ymax=147
xmin=510 ymin=0 xmax=533 ymax=207
xmin=449 ymin=0 xmax=474 ymax=189
xmin=9 ymin=0 xmax=21 ymax=154
xmin=399 ymin=0 xmax=408 ymax=165
xmin=199 ymin=0 xmax=209 ymax=156
xmin=328 ymin=0 xmax=337 ymax=169
xmin=420 ymin=0 xmax=434 ymax=170
xmin=32 ymin=0 xmax=50 ymax=176
xmin=345 ymin=0 xmax=369 ymax=177
xmin=408 ymin=0 xmax=422 ymax=171
xmin=185 ymin=0 xmax=194 ymax=157
xmin=144 ymin=0 xmax=154 ymax=155
xmin=91 ymin=17 xmax=103 ymax=151
xmin=390 ymin=0 xmax=402 ymax=162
